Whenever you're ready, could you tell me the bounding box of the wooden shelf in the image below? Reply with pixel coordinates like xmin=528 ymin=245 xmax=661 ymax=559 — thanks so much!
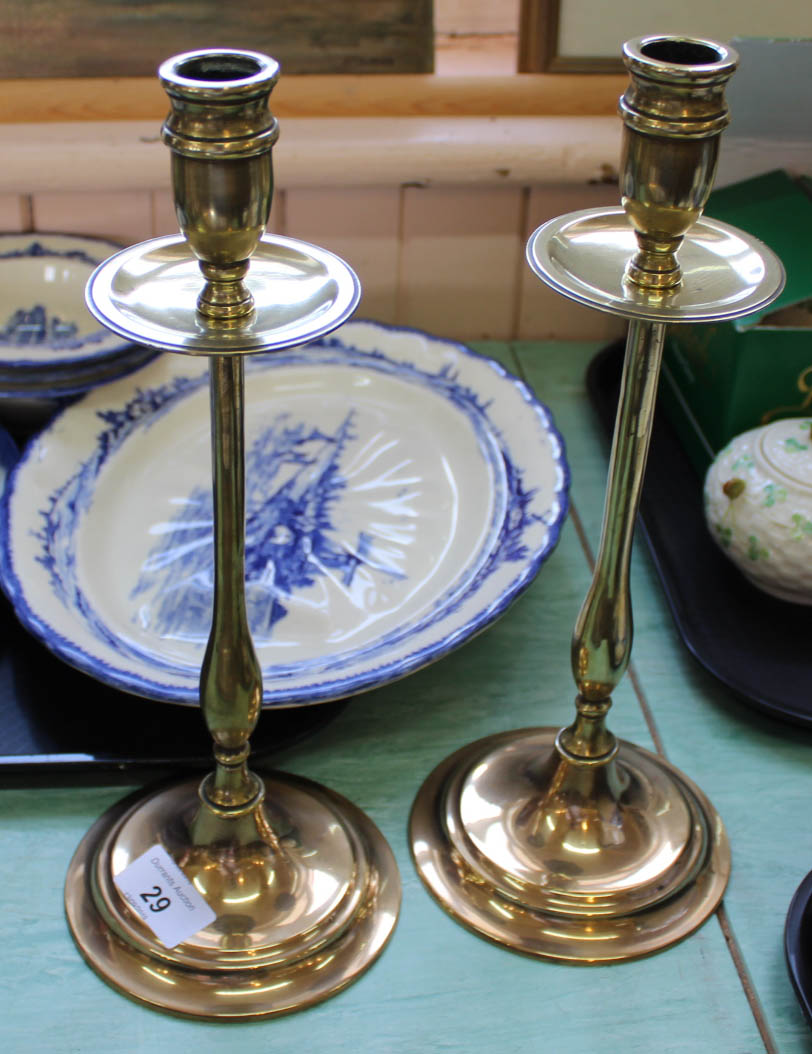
xmin=0 ymin=73 xmax=626 ymax=123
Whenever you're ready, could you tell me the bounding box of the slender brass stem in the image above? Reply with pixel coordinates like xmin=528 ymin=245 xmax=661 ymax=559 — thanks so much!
xmin=560 ymin=318 xmax=666 ymax=761
xmin=199 ymin=354 xmax=263 ymax=809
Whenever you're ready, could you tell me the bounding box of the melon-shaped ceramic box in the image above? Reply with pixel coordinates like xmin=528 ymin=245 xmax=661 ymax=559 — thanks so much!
xmin=704 ymin=418 xmax=812 ymax=604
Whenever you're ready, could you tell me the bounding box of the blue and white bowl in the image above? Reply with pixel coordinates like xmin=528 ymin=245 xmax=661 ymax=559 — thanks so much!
xmin=0 ymin=233 xmax=155 ymax=425
xmin=0 ymin=320 xmax=570 ymax=707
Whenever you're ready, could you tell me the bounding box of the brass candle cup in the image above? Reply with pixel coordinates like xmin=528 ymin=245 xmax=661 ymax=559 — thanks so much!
xmin=410 ymin=35 xmax=784 ymax=963
xmin=65 ymin=50 xmax=400 ymax=1019
xmin=619 ymin=36 xmax=738 ymax=290
xmin=160 ymin=49 xmax=279 ymax=320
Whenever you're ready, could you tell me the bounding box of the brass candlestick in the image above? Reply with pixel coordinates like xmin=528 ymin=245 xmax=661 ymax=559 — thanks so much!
xmin=65 ymin=50 xmax=400 ymax=1017
xmin=409 ymin=36 xmax=784 ymax=962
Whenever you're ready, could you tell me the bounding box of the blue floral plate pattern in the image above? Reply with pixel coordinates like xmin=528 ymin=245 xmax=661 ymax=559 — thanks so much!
xmin=0 ymin=321 xmax=569 ymax=707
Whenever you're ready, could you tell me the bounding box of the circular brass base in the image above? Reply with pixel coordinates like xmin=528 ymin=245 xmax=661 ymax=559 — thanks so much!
xmin=409 ymin=728 xmax=729 ymax=963
xmin=65 ymin=772 xmax=400 ymax=1018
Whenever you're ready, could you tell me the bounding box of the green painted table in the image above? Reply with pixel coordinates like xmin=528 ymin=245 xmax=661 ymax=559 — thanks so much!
xmin=2 ymin=340 xmax=810 ymax=1053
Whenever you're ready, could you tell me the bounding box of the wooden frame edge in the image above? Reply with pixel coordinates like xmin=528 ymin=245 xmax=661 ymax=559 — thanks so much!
xmin=518 ymin=0 xmax=624 ymax=73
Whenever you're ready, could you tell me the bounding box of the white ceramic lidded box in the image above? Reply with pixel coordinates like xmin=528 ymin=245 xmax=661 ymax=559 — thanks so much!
xmin=704 ymin=417 xmax=812 ymax=604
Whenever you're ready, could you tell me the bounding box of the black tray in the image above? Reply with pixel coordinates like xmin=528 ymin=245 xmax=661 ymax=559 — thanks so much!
xmin=586 ymin=340 xmax=812 ymax=726
xmin=786 ymin=869 xmax=812 ymax=1029
xmin=0 ymin=589 xmax=345 ymax=773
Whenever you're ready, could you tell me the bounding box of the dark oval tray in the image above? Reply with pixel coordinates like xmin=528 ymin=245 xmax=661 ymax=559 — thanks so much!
xmin=586 ymin=340 xmax=812 ymax=726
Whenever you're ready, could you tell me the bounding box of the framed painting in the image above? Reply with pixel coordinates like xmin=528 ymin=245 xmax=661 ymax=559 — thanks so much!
xmin=0 ymin=0 xmax=434 ymax=77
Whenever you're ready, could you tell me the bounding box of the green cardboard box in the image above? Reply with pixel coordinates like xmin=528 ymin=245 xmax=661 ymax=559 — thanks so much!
xmin=661 ymin=169 xmax=812 ymax=476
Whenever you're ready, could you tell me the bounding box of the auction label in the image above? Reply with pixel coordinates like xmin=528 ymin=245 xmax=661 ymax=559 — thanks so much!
xmin=113 ymin=844 xmax=216 ymax=949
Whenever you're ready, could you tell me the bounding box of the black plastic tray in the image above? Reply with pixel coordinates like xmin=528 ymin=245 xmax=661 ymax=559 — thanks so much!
xmin=786 ymin=869 xmax=812 ymax=1029
xmin=0 ymin=589 xmax=345 ymax=773
xmin=586 ymin=340 xmax=812 ymax=726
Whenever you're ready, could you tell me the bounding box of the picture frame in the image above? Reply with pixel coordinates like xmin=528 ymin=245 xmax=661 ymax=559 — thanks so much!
xmin=519 ymin=0 xmax=812 ymax=73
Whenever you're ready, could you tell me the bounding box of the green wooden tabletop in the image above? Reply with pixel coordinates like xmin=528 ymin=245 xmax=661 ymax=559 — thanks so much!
xmin=2 ymin=339 xmax=810 ymax=1053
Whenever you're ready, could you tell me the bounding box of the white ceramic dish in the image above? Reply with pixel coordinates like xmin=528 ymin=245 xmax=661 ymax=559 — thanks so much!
xmin=0 ymin=321 xmax=569 ymax=707
xmin=0 ymin=233 xmax=133 ymax=369
xmin=0 ymin=234 xmax=158 ymax=429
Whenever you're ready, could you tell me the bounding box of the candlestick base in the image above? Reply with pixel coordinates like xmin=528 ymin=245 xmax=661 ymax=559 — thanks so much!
xmin=66 ymin=771 xmax=400 ymax=1019
xmin=409 ymin=728 xmax=728 ymax=962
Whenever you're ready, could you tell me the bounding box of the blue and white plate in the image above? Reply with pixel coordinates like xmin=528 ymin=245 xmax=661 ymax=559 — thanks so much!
xmin=0 ymin=320 xmax=569 ymax=707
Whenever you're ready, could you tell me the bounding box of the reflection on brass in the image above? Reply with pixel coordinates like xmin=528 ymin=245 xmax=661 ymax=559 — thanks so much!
xmin=411 ymin=35 xmax=784 ymax=963
xmin=65 ymin=49 xmax=399 ymax=1017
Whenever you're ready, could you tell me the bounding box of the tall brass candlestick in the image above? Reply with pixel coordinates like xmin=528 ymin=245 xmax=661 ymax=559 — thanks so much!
xmin=65 ymin=49 xmax=400 ymax=1017
xmin=410 ymin=35 xmax=784 ymax=962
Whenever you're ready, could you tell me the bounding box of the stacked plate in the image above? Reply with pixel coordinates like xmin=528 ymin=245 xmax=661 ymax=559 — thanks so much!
xmin=0 ymin=233 xmax=156 ymax=429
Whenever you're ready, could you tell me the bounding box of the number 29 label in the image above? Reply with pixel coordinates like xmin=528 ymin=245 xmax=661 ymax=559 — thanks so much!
xmin=113 ymin=844 xmax=216 ymax=949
